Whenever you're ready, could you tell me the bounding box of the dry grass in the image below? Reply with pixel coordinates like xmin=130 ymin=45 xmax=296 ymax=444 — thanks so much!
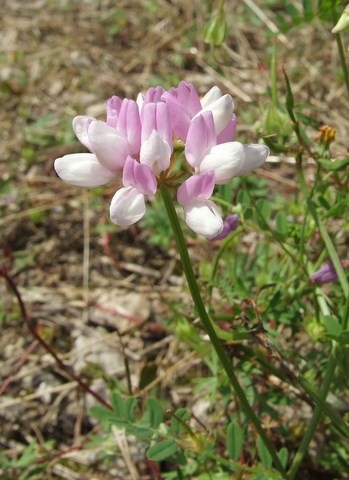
xmin=1 ymin=1 xmax=348 ymax=478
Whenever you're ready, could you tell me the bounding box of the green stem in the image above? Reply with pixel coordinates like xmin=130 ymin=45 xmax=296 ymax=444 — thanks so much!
xmin=287 ymin=355 xmax=337 ymax=479
xmin=307 ymin=199 xmax=349 ymax=299
xmin=160 ymin=185 xmax=286 ymax=476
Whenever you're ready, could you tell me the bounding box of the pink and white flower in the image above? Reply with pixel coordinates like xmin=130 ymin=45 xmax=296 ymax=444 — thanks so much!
xmin=177 ymin=172 xmax=223 ymax=238
xmin=185 ymin=111 xmax=269 ymax=184
xmin=162 ymin=80 xmax=236 ymax=142
xmin=54 ymin=97 xmax=141 ymax=187
xmin=110 ymin=156 xmax=157 ymax=226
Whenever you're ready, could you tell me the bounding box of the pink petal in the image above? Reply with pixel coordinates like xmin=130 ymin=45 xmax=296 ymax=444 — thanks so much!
xmin=123 ymin=156 xmax=157 ymax=196
xmin=54 ymin=153 xmax=114 ymax=187
xmin=116 ymin=99 xmax=141 ymax=156
xmin=161 ymin=92 xmax=191 ymax=140
xmin=110 ymin=186 xmax=146 ymax=226
xmin=176 ymin=81 xmax=202 ymax=116
xmin=106 ymin=96 xmax=122 ymax=127
xmin=141 ymin=102 xmax=172 ymax=149
xmin=185 ymin=112 xmax=217 ymax=168
xmin=87 ymin=120 xmax=130 ymax=172
xmin=217 ymin=114 xmax=237 ymax=143
xmin=177 ymin=172 xmax=216 ymax=205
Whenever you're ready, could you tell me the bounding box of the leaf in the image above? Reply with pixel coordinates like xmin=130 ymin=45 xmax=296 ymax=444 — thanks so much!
xmin=170 ymin=408 xmax=191 ymax=435
xmin=257 ymin=436 xmax=273 ymax=468
xmin=302 ymin=0 xmax=314 ymax=21
xmin=318 ymin=157 xmax=349 ymax=171
xmin=139 ymin=397 xmax=164 ymax=429
xmin=283 ymin=68 xmax=296 ymax=122
xmin=227 ymin=421 xmax=244 ymax=460
xmin=263 ymin=136 xmax=290 ymax=154
xmin=254 ymin=198 xmax=272 ymax=229
xmin=237 ymin=189 xmax=251 ymax=206
xmin=147 ymin=439 xmax=178 ymax=461
xmin=278 ymin=447 xmax=289 ymax=468
xmin=275 ymin=212 xmax=289 ymax=237
xmin=323 ymin=315 xmax=342 ymax=337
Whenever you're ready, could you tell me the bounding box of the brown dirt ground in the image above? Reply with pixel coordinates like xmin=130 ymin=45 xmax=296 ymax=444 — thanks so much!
xmin=1 ymin=1 xmax=348 ymax=479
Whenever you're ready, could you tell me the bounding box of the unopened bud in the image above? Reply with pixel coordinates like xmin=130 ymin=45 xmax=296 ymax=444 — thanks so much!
xmin=332 ymin=4 xmax=349 ymax=34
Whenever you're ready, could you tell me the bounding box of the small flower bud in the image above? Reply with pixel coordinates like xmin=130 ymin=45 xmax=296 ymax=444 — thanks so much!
xmin=204 ymin=4 xmax=228 ymax=47
xmin=332 ymin=4 xmax=349 ymax=34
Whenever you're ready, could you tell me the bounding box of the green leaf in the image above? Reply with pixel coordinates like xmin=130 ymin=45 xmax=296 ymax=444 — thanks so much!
xmin=263 ymin=136 xmax=290 ymax=154
xmin=111 ymin=392 xmax=137 ymax=422
xmin=283 ymin=69 xmax=296 ymax=122
xmin=170 ymin=408 xmax=191 ymax=435
xmin=257 ymin=436 xmax=273 ymax=468
xmin=147 ymin=439 xmax=178 ymax=461
xmin=254 ymin=198 xmax=272 ymax=229
xmin=237 ymin=189 xmax=251 ymax=206
xmin=275 ymin=212 xmax=289 ymax=237
xmin=140 ymin=397 xmax=164 ymax=429
xmin=323 ymin=315 xmax=342 ymax=337
xmin=278 ymin=447 xmax=289 ymax=468
xmin=318 ymin=157 xmax=349 ymax=171
xmin=227 ymin=421 xmax=244 ymax=460
xmin=302 ymin=0 xmax=314 ymax=21
xmin=338 ymin=330 xmax=349 ymax=345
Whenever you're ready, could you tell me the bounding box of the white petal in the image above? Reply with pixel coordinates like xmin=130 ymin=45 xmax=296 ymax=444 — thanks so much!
xmin=110 ymin=186 xmax=146 ymax=226
xmin=196 ymin=94 xmax=234 ymax=135
xmin=199 ymin=142 xmax=245 ymax=184
xmin=200 ymin=86 xmax=222 ymax=108
xmin=87 ymin=121 xmax=130 ymax=172
xmin=73 ymin=116 xmax=95 ymax=150
xmin=54 ymin=153 xmax=114 ymax=187
xmin=140 ymin=130 xmax=171 ymax=175
xmin=183 ymin=199 xmax=223 ymax=238
xmin=236 ymin=144 xmax=269 ymax=176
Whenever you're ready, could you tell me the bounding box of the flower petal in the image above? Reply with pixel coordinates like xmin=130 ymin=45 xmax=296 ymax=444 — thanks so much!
xmin=87 ymin=120 xmax=130 ymax=172
xmin=217 ymin=114 xmax=237 ymax=144
xmin=185 ymin=112 xmax=217 ymax=168
xmin=117 ymin=99 xmax=141 ymax=156
xmin=200 ymin=86 xmax=223 ymax=108
xmin=106 ymin=96 xmax=122 ymax=128
xmin=199 ymin=142 xmax=245 ymax=184
xmin=141 ymin=102 xmax=173 ymax=149
xmin=123 ymin=156 xmax=157 ymax=196
xmin=54 ymin=153 xmax=114 ymax=187
xmin=210 ymin=213 xmax=238 ymax=240
xmin=196 ymin=93 xmax=234 ymax=135
xmin=110 ymin=186 xmax=146 ymax=226
xmin=183 ymin=198 xmax=223 ymax=237
xmin=177 ymin=172 xmax=215 ymax=205
xmin=236 ymin=144 xmax=269 ymax=176
xmin=140 ymin=130 xmax=171 ymax=175
xmin=72 ymin=116 xmax=95 ymax=150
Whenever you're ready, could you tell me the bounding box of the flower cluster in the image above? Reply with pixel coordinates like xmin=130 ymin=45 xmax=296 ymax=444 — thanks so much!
xmin=54 ymin=81 xmax=269 ymax=238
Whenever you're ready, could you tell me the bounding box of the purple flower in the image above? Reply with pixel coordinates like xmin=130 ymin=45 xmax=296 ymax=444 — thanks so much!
xmin=310 ymin=260 xmax=349 ymax=285
xmin=210 ymin=214 xmax=239 ymax=240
